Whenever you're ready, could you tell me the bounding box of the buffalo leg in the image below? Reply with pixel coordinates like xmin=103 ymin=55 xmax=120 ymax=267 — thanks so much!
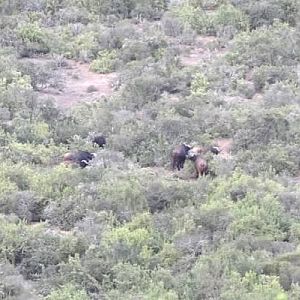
xmin=172 ymin=158 xmax=177 ymax=170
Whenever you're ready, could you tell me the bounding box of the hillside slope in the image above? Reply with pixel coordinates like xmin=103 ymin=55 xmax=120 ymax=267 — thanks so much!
xmin=0 ymin=0 xmax=300 ymax=299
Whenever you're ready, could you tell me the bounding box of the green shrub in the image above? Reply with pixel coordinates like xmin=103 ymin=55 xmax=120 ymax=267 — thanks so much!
xmin=231 ymin=0 xmax=299 ymax=28
xmin=101 ymin=213 xmax=162 ymax=265
xmin=0 ymin=260 xmax=38 ymax=300
xmin=16 ymin=21 xmax=50 ymax=56
xmin=70 ymin=31 xmax=98 ymax=62
xmin=193 ymin=103 xmax=235 ymax=137
xmin=252 ymin=65 xmax=298 ymax=91
xmin=0 ymin=68 xmax=32 ymax=94
xmin=119 ymin=39 xmax=151 ymax=63
xmin=233 ymin=107 xmax=295 ymax=149
xmin=72 ymin=0 xmax=167 ymax=20
xmin=98 ymin=21 xmax=139 ymax=50
xmin=235 ymin=145 xmax=298 ymax=176
xmin=43 ymin=196 xmax=87 ymax=230
xmin=229 ymin=192 xmax=288 ymax=240
xmin=19 ymin=60 xmax=64 ymax=91
xmin=161 ymin=13 xmax=184 ymax=37
xmin=109 ymin=262 xmax=150 ymax=294
xmin=142 ymin=282 xmax=179 ymax=300
xmin=236 ymin=79 xmax=256 ymax=99
xmin=191 ymin=72 xmax=209 ymax=96
xmin=263 ymin=82 xmax=300 ymax=107
xmin=131 ymin=0 xmax=167 ymax=20
xmin=172 ymin=4 xmax=213 ymax=35
xmin=121 ymin=74 xmax=166 ymax=110
xmin=46 ymin=283 xmax=90 ymax=300
xmin=171 ymin=3 xmax=248 ymax=36
xmin=227 ymin=22 xmax=300 ymax=67
xmin=0 ymin=171 xmax=18 ymax=199
xmin=0 ymin=223 xmax=86 ymax=281
xmin=54 ymin=6 xmax=91 ymax=25
xmin=221 ymin=271 xmax=288 ymax=300
xmin=6 ymin=191 xmax=45 ymax=222
xmin=94 ymin=172 xmax=148 ymax=217
xmin=177 ymin=253 xmax=227 ymax=299
xmin=28 ymin=165 xmax=80 ymax=199
xmin=212 ymin=4 xmax=249 ymax=34
xmin=89 ymin=49 xmax=117 ymax=73
xmin=42 ymin=254 xmax=101 ymax=296
xmin=17 ymin=21 xmax=46 ymax=44
xmin=6 ymin=142 xmax=64 ymax=165
xmin=0 ymin=216 xmax=28 ymax=264
xmin=205 ymin=172 xmax=288 ymax=239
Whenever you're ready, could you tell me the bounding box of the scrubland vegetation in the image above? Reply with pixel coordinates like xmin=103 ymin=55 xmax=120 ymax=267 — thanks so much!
xmin=1 ymin=0 xmax=300 ymax=299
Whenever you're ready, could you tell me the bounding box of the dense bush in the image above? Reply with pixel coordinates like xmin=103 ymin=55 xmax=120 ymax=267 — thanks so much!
xmin=1 ymin=0 xmax=300 ymax=299
xmin=252 ymin=65 xmax=298 ymax=91
xmin=171 ymin=3 xmax=248 ymax=36
xmin=70 ymin=0 xmax=168 ymax=20
xmin=227 ymin=22 xmax=300 ymax=68
xmin=230 ymin=0 xmax=299 ymax=28
xmin=46 ymin=284 xmax=90 ymax=300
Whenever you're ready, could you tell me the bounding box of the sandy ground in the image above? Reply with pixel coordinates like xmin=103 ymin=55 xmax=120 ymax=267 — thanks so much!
xmin=21 ymin=57 xmax=117 ymax=108
xmin=215 ymin=138 xmax=233 ymax=159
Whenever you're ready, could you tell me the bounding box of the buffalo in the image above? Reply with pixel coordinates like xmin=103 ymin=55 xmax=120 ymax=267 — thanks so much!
xmin=210 ymin=146 xmax=221 ymax=155
xmin=92 ymin=135 xmax=106 ymax=148
xmin=171 ymin=143 xmax=192 ymax=171
xmin=187 ymin=150 xmax=208 ymax=178
xmin=63 ymin=150 xmax=95 ymax=168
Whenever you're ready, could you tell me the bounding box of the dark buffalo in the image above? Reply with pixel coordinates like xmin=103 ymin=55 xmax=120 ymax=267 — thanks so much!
xmin=63 ymin=150 xmax=95 ymax=168
xmin=92 ymin=135 xmax=106 ymax=148
xmin=210 ymin=146 xmax=221 ymax=155
xmin=171 ymin=143 xmax=191 ymax=171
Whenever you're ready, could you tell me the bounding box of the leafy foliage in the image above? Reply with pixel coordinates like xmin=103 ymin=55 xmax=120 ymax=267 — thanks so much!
xmin=0 ymin=0 xmax=300 ymax=299
xmin=90 ymin=50 xmax=118 ymax=73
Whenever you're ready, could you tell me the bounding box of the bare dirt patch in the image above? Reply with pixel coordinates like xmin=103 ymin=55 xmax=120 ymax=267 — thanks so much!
xmin=21 ymin=57 xmax=117 ymax=109
xmin=214 ymin=138 xmax=233 ymax=159
xmin=44 ymin=60 xmax=117 ymax=108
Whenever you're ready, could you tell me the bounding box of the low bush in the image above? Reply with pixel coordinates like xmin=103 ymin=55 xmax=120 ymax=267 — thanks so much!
xmin=0 ymin=259 xmax=38 ymax=299
xmin=46 ymin=283 xmax=90 ymax=300
xmin=227 ymin=22 xmax=300 ymax=68
xmin=252 ymin=65 xmax=298 ymax=91
xmin=19 ymin=60 xmax=64 ymax=91
xmin=212 ymin=4 xmax=249 ymax=35
xmin=90 ymin=49 xmax=118 ymax=73
xmin=263 ymin=83 xmax=300 ymax=107
xmin=236 ymin=79 xmax=256 ymax=99
xmin=230 ymin=0 xmax=299 ymax=28
xmin=161 ymin=13 xmax=184 ymax=37
xmin=16 ymin=21 xmax=50 ymax=56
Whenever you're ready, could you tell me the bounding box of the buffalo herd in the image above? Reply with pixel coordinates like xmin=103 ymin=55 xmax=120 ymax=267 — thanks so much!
xmin=171 ymin=143 xmax=221 ymax=178
xmin=63 ymin=134 xmax=220 ymax=178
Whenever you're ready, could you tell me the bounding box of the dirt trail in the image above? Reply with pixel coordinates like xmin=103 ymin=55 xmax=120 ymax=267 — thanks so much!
xmin=21 ymin=57 xmax=117 ymax=108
